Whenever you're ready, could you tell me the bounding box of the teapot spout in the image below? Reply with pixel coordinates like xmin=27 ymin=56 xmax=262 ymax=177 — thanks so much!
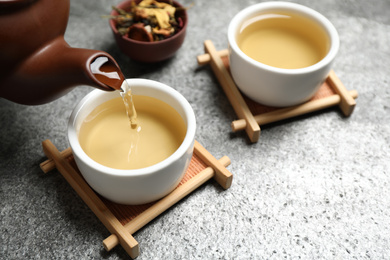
xmin=0 ymin=36 xmax=124 ymax=105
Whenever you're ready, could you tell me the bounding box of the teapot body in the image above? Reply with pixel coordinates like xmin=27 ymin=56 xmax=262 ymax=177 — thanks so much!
xmin=0 ymin=0 xmax=70 ymax=78
xmin=0 ymin=0 xmax=123 ymax=105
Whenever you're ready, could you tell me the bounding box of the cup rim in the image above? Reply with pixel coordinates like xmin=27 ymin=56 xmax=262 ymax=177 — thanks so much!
xmin=227 ymin=1 xmax=339 ymax=75
xmin=68 ymin=78 xmax=196 ymax=177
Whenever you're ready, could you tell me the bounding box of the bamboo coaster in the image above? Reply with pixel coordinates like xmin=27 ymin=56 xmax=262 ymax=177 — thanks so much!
xmin=40 ymin=139 xmax=233 ymax=259
xmin=197 ymin=40 xmax=358 ymax=143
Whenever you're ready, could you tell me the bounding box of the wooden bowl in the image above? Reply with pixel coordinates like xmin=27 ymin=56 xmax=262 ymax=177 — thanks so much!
xmin=109 ymin=0 xmax=188 ymax=63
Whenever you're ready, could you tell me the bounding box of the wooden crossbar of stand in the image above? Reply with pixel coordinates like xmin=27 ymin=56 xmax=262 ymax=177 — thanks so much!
xmin=40 ymin=140 xmax=233 ymax=259
xmin=197 ymin=40 xmax=358 ymax=143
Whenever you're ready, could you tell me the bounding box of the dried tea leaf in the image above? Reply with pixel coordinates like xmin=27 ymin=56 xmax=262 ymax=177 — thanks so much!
xmin=128 ymin=23 xmax=153 ymax=42
xmin=107 ymin=0 xmax=185 ymax=42
xmin=135 ymin=7 xmax=171 ymax=29
xmin=153 ymin=27 xmax=174 ymax=37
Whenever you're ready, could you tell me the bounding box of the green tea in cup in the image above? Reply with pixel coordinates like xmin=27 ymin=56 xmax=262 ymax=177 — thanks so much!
xmin=78 ymin=95 xmax=186 ymax=170
xmin=237 ymin=11 xmax=330 ymax=69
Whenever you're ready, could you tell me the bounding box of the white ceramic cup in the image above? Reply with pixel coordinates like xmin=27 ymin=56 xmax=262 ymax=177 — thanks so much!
xmin=228 ymin=1 xmax=339 ymax=107
xmin=68 ymin=79 xmax=196 ymax=205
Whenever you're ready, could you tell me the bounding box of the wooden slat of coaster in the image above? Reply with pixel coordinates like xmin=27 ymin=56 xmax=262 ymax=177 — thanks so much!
xmin=101 ymin=152 xmax=209 ymax=226
xmin=41 ymin=140 xmax=139 ymax=258
xmin=327 ymin=69 xmax=356 ymax=116
xmin=102 ymin=140 xmax=232 ymax=252
xmin=197 ymin=41 xmax=358 ymax=142
xmin=210 ymin=53 xmax=338 ymax=116
xmin=40 ymin=140 xmax=232 ymax=258
xmin=203 ymin=40 xmax=260 ymax=143
xmin=241 ymin=79 xmax=336 ymax=116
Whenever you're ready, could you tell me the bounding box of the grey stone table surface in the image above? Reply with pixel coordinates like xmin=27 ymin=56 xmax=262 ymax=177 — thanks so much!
xmin=1 ymin=0 xmax=389 ymax=259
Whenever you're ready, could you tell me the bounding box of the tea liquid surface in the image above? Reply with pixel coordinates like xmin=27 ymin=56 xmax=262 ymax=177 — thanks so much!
xmin=79 ymin=95 xmax=186 ymax=170
xmin=237 ymin=12 xmax=329 ymax=69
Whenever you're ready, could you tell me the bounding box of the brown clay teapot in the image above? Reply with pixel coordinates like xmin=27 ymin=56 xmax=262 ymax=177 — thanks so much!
xmin=0 ymin=0 xmax=124 ymax=105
